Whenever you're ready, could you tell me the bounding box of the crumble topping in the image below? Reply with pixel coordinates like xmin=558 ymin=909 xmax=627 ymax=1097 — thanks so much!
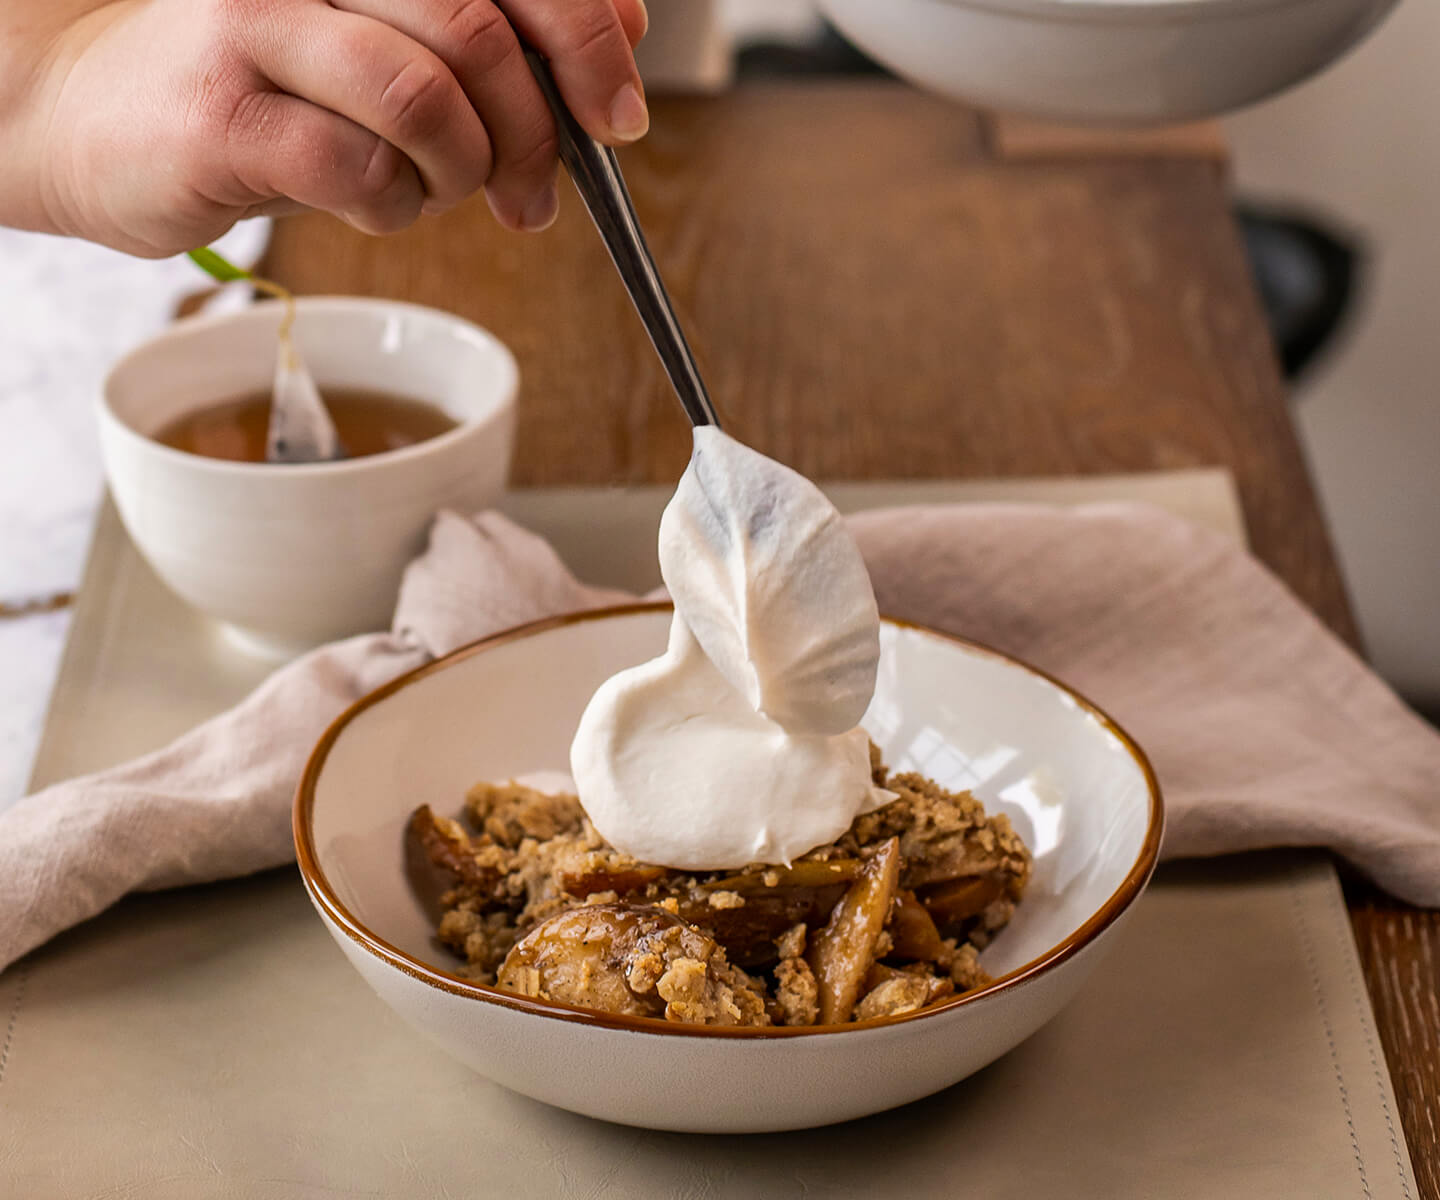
xmin=410 ymin=745 xmax=1031 ymax=1026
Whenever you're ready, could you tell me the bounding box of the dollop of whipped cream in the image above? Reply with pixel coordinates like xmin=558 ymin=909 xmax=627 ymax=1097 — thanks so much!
xmin=570 ymin=426 xmax=889 ymax=870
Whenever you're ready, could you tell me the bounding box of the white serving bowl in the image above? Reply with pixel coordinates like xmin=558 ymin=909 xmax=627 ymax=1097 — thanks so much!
xmin=818 ymin=0 xmax=1398 ymax=124
xmin=296 ymin=605 xmax=1162 ymax=1132
xmin=99 ymin=297 xmax=517 ymax=655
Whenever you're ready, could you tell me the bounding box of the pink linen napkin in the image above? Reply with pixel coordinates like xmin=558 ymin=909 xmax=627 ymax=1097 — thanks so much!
xmin=2 ymin=503 xmax=1437 ymax=973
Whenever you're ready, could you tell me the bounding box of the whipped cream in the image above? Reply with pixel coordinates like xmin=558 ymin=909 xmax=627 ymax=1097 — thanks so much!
xmin=570 ymin=427 xmax=888 ymax=870
xmin=658 ymin=427 xmax=880 ymax=736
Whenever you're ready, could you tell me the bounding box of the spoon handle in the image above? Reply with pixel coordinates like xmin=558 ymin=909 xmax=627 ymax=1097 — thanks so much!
xmin=525 ymin=51 xmax=720 ymax=429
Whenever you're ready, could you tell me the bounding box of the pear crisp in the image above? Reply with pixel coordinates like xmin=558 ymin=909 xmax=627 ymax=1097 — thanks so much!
xmin=406 ymin=748 xmax=1031 ymax=1027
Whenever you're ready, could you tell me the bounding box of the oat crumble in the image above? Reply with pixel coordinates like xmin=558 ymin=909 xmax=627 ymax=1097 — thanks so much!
xmin=408 ymin=747 xmax=1031 ymax=1027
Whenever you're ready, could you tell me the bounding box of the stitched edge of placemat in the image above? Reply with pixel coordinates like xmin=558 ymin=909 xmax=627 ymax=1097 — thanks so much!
xmin=1322 ymin=868 xmax=1418 ymax=1200
xmin=1292 ymin=875 xmax=1373 ymax=1198
xmin=0 ymin=962 xmax=28 ymax=1091
xmin=1291 ymin=861 xmax=1418 ymax=1199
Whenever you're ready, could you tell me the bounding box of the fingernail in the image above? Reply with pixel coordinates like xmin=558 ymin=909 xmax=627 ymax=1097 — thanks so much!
xmin=608 ymin=83 xmax=649 ymax=142
xmin=635 ymin=0 xmax=649 ymax=38
xmin=520 ymin=182 xmax=559 ymax=232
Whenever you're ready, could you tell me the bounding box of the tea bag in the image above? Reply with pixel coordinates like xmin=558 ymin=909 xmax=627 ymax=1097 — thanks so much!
xmin=184 ymin=247 xmax=342 ymax=463
xmin=263 ymin=285 xmax=341 ymax=463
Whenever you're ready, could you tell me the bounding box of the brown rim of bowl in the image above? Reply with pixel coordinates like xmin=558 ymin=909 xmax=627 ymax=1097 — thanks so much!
xmin=294 ymin=602 xmax=1164 ymax=1039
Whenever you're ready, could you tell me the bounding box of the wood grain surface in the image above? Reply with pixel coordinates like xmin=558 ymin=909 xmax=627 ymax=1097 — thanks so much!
xmin=261 ymin=81 xmax=1436 ymax=1187
xmin=985 ymin=113 xmax=1230 ymax=163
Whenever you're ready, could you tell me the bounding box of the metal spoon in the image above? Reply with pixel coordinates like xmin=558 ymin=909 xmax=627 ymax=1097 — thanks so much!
xmin=525 ymin=52 xmax=721 ymax=429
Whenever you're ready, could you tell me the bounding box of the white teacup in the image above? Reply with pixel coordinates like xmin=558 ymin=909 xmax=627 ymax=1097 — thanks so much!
xmin=99 ymin=297 xmax=517 ymax=655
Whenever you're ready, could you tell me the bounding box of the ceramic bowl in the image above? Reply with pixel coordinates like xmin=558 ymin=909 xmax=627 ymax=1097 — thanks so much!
xmin=295 ymin=605 xmax=1162 ymax=1132
xmin=818 ymin=0 xmax=1398 ymax=124
xmin=98 ymin=297 xmax=517 ymax=655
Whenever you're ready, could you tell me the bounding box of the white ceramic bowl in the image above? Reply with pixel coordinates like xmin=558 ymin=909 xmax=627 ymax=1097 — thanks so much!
xmin=296 ymin=605 xmax=1162 ymax=1132
xmin=99 ymin=297 xmax=517 ymax=654
xmin=818 ymin=0 xmax=1398 ymax=124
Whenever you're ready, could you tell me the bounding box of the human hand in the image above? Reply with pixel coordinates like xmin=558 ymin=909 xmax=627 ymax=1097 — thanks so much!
xmin=1 ymin=0 xmax=647 ymax=256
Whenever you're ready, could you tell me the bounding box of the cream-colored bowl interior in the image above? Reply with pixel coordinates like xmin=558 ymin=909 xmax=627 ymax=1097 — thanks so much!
xmin=104 ymin=297 xmax=514 ymax=440
xmin=315 ymin=612 xmax=1154 ymax=975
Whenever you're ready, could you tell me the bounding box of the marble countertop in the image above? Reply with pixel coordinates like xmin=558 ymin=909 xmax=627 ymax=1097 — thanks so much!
xmin=0 ymin=220 xmax=269 ymax=809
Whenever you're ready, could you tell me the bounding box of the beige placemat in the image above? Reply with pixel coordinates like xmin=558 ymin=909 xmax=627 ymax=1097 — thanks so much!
xmin=0 ymin=853 xmax=1407 ymax=1200
xmin=4 ymin=474 xmax=1418 ymax=1199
